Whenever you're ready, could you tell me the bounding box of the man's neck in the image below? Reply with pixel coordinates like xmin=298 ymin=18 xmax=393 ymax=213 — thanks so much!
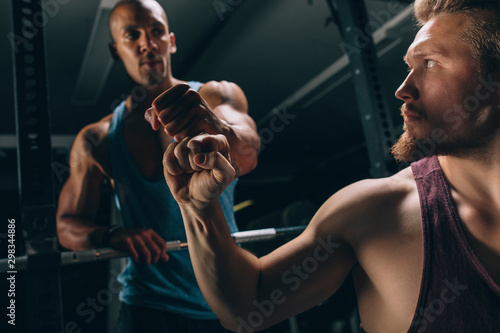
xmin=439 ymin=139 xmax=500 ymax=209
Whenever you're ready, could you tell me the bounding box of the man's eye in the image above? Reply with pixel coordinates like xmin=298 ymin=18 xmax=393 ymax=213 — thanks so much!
xmin=126 ymin=31 xmax=139 ymax=40
xmin=152 ymin=29 xmax=164 ymax=36
xmin=425 ymin=59 xmax=438 ymax=68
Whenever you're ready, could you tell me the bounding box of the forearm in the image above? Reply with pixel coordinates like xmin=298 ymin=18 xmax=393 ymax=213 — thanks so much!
xmin=179 ymin=200 xmax=261 ymax=330
xmin=57 ymin=216 xmax=107 ymax=251
xmin=221 ymin=120 xmax=260 ymax=176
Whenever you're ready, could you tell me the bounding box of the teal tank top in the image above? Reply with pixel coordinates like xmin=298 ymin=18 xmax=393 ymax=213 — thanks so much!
xmin=108 ymin=81 xmax=238 ymax=319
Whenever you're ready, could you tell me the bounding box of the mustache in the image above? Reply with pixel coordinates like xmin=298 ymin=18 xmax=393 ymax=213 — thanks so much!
xmin=140 ymin=53 xmax=162 ymax=65
xmin=400 ymin=104 xmax=427 ymax=119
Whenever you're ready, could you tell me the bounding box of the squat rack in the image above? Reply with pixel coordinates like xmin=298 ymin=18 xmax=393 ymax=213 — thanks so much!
xmin=8 ymin=0 xmax=413 ymax=332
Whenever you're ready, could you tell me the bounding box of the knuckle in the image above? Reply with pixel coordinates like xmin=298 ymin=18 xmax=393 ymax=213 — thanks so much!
xmin=166 ymin=142 xmax=177 ymax=154
xmin=165 ymin=155 xmax=177 ymax=168
xmin=185 ymin=89 xmax=199 ymax=100
xmin=159 ymin=112 xmax=169 ymax=124
xmin=174 ymin=144 xmax=186 ymax=158
xmin=151 ymin=98 xmax=161 ymax=110
xmin=137 ymin=228 xmax=150 ymax=237
xmin=165 ymin=123 xmax=177 ymax=134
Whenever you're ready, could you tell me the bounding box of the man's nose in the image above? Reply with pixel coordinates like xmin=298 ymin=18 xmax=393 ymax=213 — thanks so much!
xmin=139 ymin=34 xmax=158 ymax=53
xmin=395 ymin=73 xmax=419 ymax=102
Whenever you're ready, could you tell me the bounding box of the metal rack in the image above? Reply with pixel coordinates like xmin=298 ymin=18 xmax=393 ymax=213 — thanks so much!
xmin=8 ymin=0 xmax=410 ymax=331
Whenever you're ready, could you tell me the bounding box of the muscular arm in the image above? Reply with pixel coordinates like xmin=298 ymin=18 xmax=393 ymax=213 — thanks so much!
xmin=180 ymin=200 xmax=357 ymax=331
xmin=56 ymin=126 xmax=109 ymax=251
xmin=164 ymin=135 xmax=360 ymax=331
xmin=146 ymin=82 xmax=261 ymax=177
xmin=57 ymin=123 xmax=168 ymax=264
xmin=199 ymin=81 xmax=260 ymax=177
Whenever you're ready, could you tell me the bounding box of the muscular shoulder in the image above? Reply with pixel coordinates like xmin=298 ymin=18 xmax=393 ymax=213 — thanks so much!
xmin=198 ymin=80 xmax=248 ymax=112
xmin=345 ymin=167 xmax=416 ymax=213
xmin=70 ymin=114 xmax=112 ymax=177
xmin=309 ymin=167 xmax=417 ymax=245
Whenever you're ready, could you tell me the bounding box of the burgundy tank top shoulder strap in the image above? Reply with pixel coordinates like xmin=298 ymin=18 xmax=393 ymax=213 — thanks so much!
xmin=405 ymin=155 xmax=500 ymax=333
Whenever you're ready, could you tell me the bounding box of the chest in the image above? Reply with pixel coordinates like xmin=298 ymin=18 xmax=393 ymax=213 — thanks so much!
xmin=123 ymin=122 xmax=172 ymax=180
xmin=453 ymin=199 xmax=500 ymax=285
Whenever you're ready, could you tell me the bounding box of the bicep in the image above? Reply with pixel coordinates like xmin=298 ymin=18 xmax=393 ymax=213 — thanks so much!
xmin=254 ymin=215 xmax=357 ymax=327
xmin=201 ymin=81 xmax=254 ymax=125
xmin=253 ymin=177 xmax=399 ymax=321
xmin=57 ymin=135 xmax=106 ymax=221
xmin=57 ymin=167 xmax=104 ymax=220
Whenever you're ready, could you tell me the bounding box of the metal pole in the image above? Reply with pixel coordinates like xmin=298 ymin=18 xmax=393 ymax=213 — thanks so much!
xmin=10 ymin=0 xmax=63 ymax=331
xmin=0 ymin=226 xmax=306 ymax=273
xmin=333 ymin=0 xmax=399 ymax=177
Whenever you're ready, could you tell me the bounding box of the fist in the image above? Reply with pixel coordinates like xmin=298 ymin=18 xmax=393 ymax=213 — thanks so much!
xmin=163 ymin=134 xmax=235 ymax=208
xmin=145 ymin=84 xmax=224 ymax=141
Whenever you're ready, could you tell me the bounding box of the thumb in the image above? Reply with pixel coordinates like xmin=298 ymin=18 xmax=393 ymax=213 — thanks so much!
xmin=145 ymin=107 xmax=161 ymax=131
xmin=194 ymin=152 xmax=235 ymax=187
xmin=211 ymin=152 xmax=235 ymax=187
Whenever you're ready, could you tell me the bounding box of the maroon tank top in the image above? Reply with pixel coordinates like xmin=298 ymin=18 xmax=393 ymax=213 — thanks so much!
xmin=362 ymin=156 xmax=500 ymax=332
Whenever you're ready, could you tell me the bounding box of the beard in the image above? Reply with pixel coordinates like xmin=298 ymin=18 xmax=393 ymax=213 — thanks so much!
xmin=391 ymin=130 xmax=435 ymax=162
xmin=391 ymin=104 xmax=496 ymax=163
xmin=142 ymin=68 xmax=166 ymax=89
xmin=391 ymin=104 xmax=431 ymax=163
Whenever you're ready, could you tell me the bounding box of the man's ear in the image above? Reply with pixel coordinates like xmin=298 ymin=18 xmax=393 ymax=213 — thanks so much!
xmin=169 ymin=32 xmax=177 ymax=54
xmin=109 ymin=42 xmax=121 ymax=62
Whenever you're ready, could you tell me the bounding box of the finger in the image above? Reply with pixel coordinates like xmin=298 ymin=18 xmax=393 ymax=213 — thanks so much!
xmin=171 ymin=112 xmax=222 ymax=142
xmin=193 ymin=151 xmax=216 ymax=169
xmin=146 ymin=239 xmax=162 ymax=264
xmin=186 ymin=138 xmax=203 ymax=172
xmin=193 ymin=134 xmax=230 ymax=159
xmin=194 ymin=151 xmax=235 ymax=187
xmin=163 ymin=142 xmax=183 ymax=176
xmin=123 ymin=239 xmax=140 ymax=264
xmin=134 ymin=238 xmax=152 ymax=265
xmin=193 ymin=151 xmax=235 ymax=203
xmin=163 ymin=99 xmax=203 ymax=140
xmin=164 ymin=113 xmax=196 ymax=141
xmin=173 ymin=137 xmax=194 ymax=173
xmin=157 ymin=92 xmax=196 ymax=128
xmin=161 ymin=252 xmax=170 ymax=262
xmin=151 ymin=84 xmax=191 ymax=115
xmin=144 ymin=107 xmax=161 ymax=131
xmin=212 ymin=152 xmax=236 ymax=187
xmin=150 ymin=232 xmax=169 ymax=262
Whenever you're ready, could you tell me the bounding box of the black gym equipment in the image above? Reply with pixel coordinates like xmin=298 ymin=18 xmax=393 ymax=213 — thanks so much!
xmin=7 ymin=0 xmax=405 ymax=331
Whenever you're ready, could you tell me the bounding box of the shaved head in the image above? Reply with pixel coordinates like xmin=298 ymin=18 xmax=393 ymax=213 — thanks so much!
xmin=109 ymin=0 xmax=168 ymax=41
xmin=107 ymin=0 xmax=176 ymax=88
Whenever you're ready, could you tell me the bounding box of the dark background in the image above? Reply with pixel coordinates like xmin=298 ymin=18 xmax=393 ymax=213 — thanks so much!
xmin=0 ymin=0 xmax=418 ymax=332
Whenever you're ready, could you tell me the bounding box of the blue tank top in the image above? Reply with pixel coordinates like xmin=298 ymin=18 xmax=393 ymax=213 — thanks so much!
xmin=108 ymin=81 xmax=239 ymax=319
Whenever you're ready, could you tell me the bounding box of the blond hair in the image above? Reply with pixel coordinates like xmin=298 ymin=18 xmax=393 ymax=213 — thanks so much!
xmin=414 ymin=0 xmax=500 ymax=75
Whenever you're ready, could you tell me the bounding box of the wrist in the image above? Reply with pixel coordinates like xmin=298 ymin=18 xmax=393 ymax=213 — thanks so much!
xmin=179 ymin=200 xmax=222 ymax=227
xmin=179 ymin=198 xmax=219 ymax=216
xmin=101 ymin=225 xmax=122 ymax=247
